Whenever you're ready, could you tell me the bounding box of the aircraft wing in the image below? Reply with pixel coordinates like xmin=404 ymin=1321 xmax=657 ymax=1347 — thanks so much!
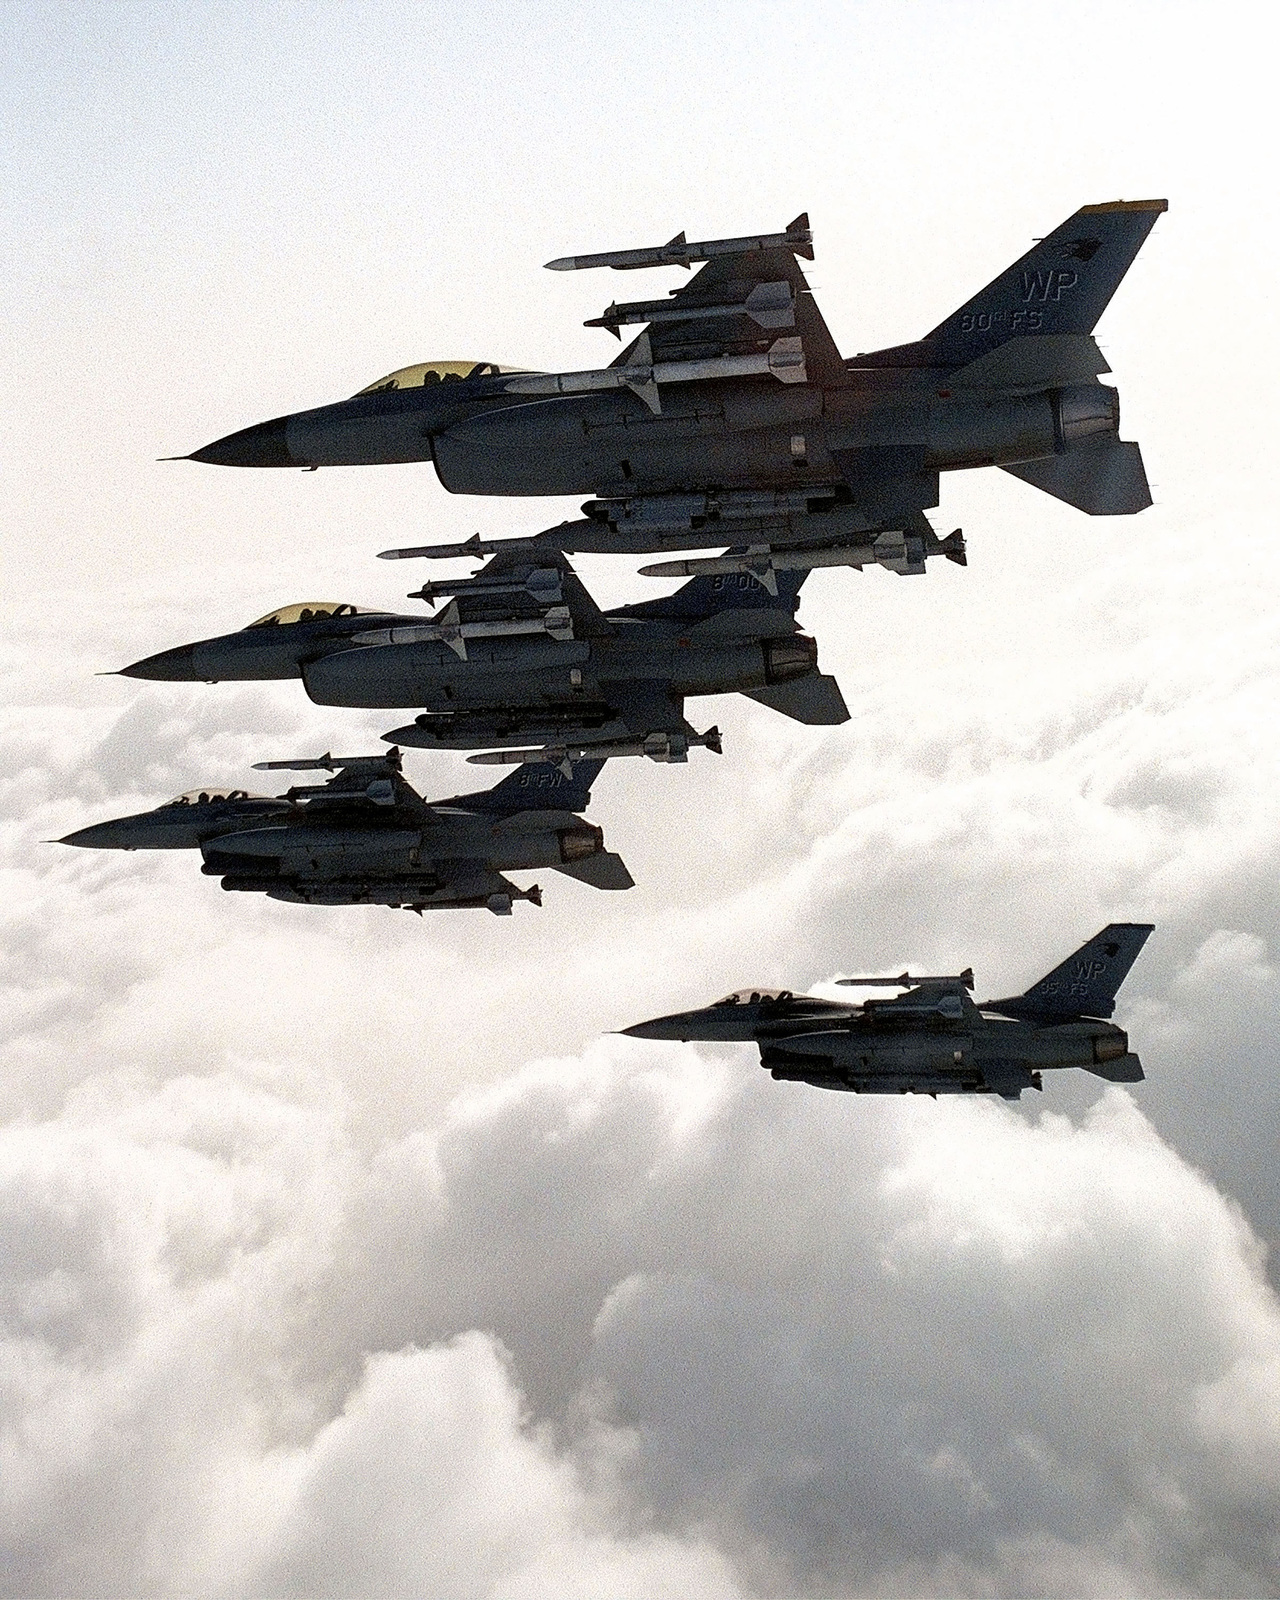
xmin=825 ymin=452 xmax=941 ymax=523
xmin=601 ymin=216 xmax=845 ymax=384
xmin=596 ymin=679 xmax=693 ymax=738
xmin=252 ymin=750 xmax=436 ymax=822
xmin=431 ymin=859 xmax=528 ymax=901
xmin=743 ymin=674 xmax=849 ymax=726
xmin=439 ymin=540 xmax=615 ymax=639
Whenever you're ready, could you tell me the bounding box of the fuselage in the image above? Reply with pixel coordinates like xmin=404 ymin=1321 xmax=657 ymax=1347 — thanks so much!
xmin=203 ymin=809 xmax=607 ymax=883
xmin=190 ymin=361 xmax=1121 ymax=502
xmin=299 ymin=613 xmax=815 ymax=711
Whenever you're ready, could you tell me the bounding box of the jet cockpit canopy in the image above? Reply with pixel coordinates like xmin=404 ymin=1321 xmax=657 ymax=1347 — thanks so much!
xmin=714 ymin=988 xmax=794 ymax=1006
xmin=354 ymin=360 xmax=532 ymax=395
xmin=247 ymin=602 xmax=375 ymax=628
xmin=162 ymin=788 xmax=268 ymax=807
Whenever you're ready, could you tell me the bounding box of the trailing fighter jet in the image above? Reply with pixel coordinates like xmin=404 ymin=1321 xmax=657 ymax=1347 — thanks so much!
xmin=181 ymin=201 xmax=1165 ymax=580
xmin=57 ymin=748 xmax=631 ymax=914
xmin=622 ymin=924 xmax=1153 ymax=1098
xmin=117 ymin=545 xmax=848 ymax=757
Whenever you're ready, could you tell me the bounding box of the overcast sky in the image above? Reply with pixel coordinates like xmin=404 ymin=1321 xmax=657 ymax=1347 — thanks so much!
xmin=4 ymin=2 xmax=1280 ymax=1594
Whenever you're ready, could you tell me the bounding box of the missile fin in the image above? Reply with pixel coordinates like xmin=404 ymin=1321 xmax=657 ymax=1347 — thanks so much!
xmin=626 ymin=377 xmax=661 ymax=414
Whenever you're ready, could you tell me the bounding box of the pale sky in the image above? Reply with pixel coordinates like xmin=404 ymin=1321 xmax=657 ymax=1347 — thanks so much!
xmin=4 ymin=3 xmax=1280 ymax=1595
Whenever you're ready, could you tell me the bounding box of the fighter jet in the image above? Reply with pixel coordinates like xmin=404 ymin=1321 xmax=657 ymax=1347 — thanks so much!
xmin=183 ymin=201 xmax=1165 ymax=581
xmin=117 ymin=545 xmax=848 ymax=758
xmin=622 ymin=924 xmax=1153 ymax=1098
xmin=57 ymin=748 xmax=631 ymax=914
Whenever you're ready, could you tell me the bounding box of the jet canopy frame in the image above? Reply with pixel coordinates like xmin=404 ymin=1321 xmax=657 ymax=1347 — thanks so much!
xmin=355 ymin=360 xmax=531 ymax=395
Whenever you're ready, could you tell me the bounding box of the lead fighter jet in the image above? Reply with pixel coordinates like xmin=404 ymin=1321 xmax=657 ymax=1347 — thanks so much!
xmin=57 ymin=749 xmax=631 ymax=914
xmin=183 ymin=200 xmax=1165 ymax=584
xmin=623 ymin=924 xmax=1153 ymax=1098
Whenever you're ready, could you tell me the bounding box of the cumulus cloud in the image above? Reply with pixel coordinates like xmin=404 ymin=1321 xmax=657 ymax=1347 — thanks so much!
xmin=3 ymin=1053 xmax=1280 ymax=1597
xmin=241 ymin=1337 xmax=743 ymax=1600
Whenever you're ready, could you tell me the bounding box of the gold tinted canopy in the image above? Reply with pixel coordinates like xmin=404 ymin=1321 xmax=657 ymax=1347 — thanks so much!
xmin=247 ymin=602 xmax=374 ymax=628
xmin=354 ymin=360 xmax=530 ymax=395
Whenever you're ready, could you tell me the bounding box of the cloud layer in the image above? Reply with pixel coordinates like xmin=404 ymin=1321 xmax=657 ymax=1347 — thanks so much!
xmin=4 ymin=1052 xmax=1280 ymax=1597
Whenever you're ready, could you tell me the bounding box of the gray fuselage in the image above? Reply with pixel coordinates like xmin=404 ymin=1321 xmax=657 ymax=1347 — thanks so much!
xmin=192 ymin=366 xmax=1118 ymax=504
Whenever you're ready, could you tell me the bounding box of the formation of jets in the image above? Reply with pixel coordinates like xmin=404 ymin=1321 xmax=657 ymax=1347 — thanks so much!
xmin=64 ymin=199 xmax=1167 ymax=1096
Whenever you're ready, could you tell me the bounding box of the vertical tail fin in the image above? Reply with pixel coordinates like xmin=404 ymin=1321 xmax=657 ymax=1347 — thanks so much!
xmin=466 ymin=757 xmax=606 ymax=815
xmin=989 ymin=923 xmax=1154 ymax=1022
xmin=619 ymin=556 xmax=807 ymax=621
xmin=926 ymin=200 xmax=1166 ymax=365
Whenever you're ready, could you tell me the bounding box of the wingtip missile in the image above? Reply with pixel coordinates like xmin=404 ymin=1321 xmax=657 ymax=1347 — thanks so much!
xmin=251 ymin=750 xmax=402 ymax=774
xmin=785 ymin=212 xmax=814 ymax=259
xmin=836 ymin=968 xmax=975 ymax=990
xmin=487 ymin=883 xmax=542 ymax=914
xmin=378 ymin=533 xmax=490 ymax=561
xmin=941 ymin=529 xmax=967 ymax=566
xmin=544 ymin=221 xmax=813 ymax=273
xmin=640 ymin=525 xmax=965 ymax=585
xmin=252 ymin=753 xmax=337 ymax=772
xmin=583 ymin=301 xmax=624 ymax=338
xmin=407 ymin=564 xmax=565 ymax=605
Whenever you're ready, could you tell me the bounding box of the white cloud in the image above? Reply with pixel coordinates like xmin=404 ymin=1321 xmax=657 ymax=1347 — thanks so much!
xmin=3 ymin=1052 xmax=1279 ymax=1597
xmin=239 ymin=1337 xmax=743 ymax=1600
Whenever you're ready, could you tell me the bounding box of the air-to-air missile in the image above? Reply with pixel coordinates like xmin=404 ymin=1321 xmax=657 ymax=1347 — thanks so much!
xmin=622 ymin=924 xmax=1154 ymax=1099
xmin=179 ymin=201 xmax=1165 ymax=581
xmin=116 ymin=542 xmax=848 ymax=760
xmin=57 ymin=748 xmax=631 ymax=914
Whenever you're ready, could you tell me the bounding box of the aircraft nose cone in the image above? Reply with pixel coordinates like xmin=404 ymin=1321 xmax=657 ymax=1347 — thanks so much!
xmin=58 ymin=821 xmax=125 ymax=849
xmin=117 ymin=642 xmax=198 ymax=681
xmin=621 ymin=1015 xmax=688 ymax=1040
xmin=188 ymin=416 xmax=296 ymax=467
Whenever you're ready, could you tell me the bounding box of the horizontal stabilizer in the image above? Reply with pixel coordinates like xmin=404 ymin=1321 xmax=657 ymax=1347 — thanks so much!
xmin=1002 ymin=437 xmax=1152 ymax=515
xmin=686 ymin=607 xmax=799 ymax=641
xmin=1086 ymin=1051 xmax=1144 ymax=1084
xmin=950 ymin=334 xmax=1110 ymax=393
xmin=744 ymin=673 xmax=849 ymax=726
xmin=554 ymin=851 xmax=635 ymax=890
